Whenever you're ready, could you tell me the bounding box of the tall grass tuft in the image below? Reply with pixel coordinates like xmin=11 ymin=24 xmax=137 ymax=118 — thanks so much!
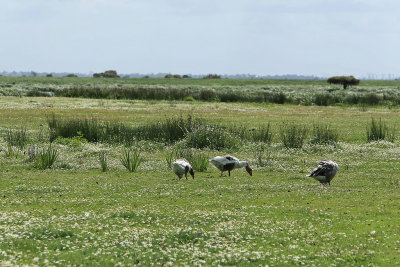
xmin=251 ymin=123 xmax=273 ymax=143
xmin=99 ymin=151 xmax=108 ymax=172
xmin=120 ymin=149 xmax=145 ymax=172
xmin=310 ymin=124 xmax=339 ymax=145
xmin=252 ymin=143 xmax=271 ymax=167
xmin=4 ymin=145 xmax=20 ymax=158
xmin=4 ymin=128 xmax=28 ymax=150
xmin=34 ymin=144 xmax=58 ymax=170
xmin=184 ymin=125 xmax=238 ymax=150
xmin=189 ymin=152 xmax=209 ymax=172
xmin=48 ymin=115 xmax=204 ymax=145
xmin=366 ymin=118 xmax=395 ymax=142
xmin=169 ymin=148 xmax=209 ymax=172
xmin=280 ymin=123 xmax=308 ymax=149
xmin=48 ymin=114 xmax=102 ymax=142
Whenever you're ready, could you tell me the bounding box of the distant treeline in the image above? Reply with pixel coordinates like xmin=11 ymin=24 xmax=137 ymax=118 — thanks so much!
xmin=26 ymin=86 xmax=400 ymax=106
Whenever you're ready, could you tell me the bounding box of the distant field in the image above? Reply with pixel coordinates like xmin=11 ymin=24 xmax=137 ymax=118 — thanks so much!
xmin=1 ymin=76 xmax=400 ymax=106
xmin=1 ymin=95 xmax=400 ymax=265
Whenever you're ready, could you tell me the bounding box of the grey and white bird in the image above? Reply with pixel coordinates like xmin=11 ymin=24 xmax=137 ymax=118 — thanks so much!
xmin=209 ymin=155 xmax=252 ymax=177
xmin=172 ymin=158 xmax=195 ymax=180
xmin=306 ymin=160 xmax=338 ymax=185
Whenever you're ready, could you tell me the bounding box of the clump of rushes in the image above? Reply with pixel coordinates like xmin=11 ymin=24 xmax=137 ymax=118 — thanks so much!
xmin=366 ymin=118 xmax=395 ymax=142
xmin=4 ymin=127 xmax=28 ymax=150
xmin=121 ymin=148 xmax=144 ymax=172
xmin=99 ymin=151 xmax=108 ymax=172
xmin=310 ymin=124 xmax=339 ymax=145
xmin=35 ymin=144 xmax=58 ymax=170
xmin=280 ymin=123 xmax=308 ymax=149
xmin=190 ymin=152 xmax=209 ymax=172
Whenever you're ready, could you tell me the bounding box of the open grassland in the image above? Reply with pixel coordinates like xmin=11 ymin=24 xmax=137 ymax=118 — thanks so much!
xmin=1 ymin=96 xmax=400 ymax=265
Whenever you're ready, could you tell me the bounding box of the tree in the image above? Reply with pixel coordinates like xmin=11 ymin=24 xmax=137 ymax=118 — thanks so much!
xmin=93 ymin=70 xmax=120 ymax=78
xmin=327 ymin=76 xmax=360 ymax=90
xmin=102 ymin=70 xmax=119 ymax=78
xmin=203 ymin=74 xmax=221 ymax=79
xmin=164 ymin=74 xmax=181 ymax=79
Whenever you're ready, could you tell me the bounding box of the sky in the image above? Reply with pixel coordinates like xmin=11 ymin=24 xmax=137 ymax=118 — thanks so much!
xmin=1 ymin=0 xmax=400 ymax=77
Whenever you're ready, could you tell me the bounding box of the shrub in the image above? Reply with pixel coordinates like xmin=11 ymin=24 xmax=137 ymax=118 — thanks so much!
xmin=271 ymin=92 xmax=287 ymax=104
xmin=366 ymin=118 xmax=395 ymax=142
xmin=280 ymin=123 xmax=308 ymax=148
xmin=199 ymin=89 xmax=217 ymax=101
xmin=120 ymin=149 xmax=144 ymax=172
xmin=314 ymin=93 xmax=334 ymax=106
xmin=310 ymin=124 xmax=339 ymax=145
xmin=360 ymin=93 xmax=382 ymax=105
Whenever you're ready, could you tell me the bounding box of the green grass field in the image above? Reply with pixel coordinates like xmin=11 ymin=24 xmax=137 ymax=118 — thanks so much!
xmin=1 ymin=91 xmax=400 ymax=265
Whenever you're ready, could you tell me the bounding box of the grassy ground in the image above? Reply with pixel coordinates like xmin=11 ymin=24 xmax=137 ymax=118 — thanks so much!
xmin=1 ymin=97 xmax=400 ymax=265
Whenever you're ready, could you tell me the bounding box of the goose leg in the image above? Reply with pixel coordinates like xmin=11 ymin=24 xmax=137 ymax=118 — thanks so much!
xmin=229 ymin=170 xmax=231 ymax=177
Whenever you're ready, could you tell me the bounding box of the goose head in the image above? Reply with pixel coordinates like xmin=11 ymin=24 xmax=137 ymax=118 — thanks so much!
xmin=245 ymin=164 xmax=252 ymax=176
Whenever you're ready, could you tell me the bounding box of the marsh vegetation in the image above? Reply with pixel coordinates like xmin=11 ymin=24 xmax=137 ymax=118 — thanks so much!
xmin=1 ymin=79 xmax=400 ymax=265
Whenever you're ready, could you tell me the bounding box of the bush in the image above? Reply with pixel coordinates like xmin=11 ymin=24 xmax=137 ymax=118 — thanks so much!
xmin=280 ymin=123 xmax=308 ymax=148
xmin=314 ymin=93 xmax=335 ymax=106
xmin=360 ymin=93 xmax=382 ymax=105
xmin=199 ymin=89 xmax=217 ymax=101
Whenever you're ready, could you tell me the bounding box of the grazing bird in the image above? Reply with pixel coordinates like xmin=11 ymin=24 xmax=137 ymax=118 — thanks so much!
xmin=307 ymin=160 xmax=338 ymax=185
xmin=209 ymin=155 xmax=252 ymax=177
xmin=172 ymin=158 xmax=195 ymax=180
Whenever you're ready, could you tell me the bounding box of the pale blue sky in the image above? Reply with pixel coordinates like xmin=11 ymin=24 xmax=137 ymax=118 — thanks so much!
xmin=1 ymin=0 xmax=399 ymax=77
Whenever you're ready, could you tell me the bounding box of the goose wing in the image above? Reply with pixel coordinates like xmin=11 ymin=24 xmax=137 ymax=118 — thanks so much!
xmin=307 ymin=161 xmax=332 ymax=177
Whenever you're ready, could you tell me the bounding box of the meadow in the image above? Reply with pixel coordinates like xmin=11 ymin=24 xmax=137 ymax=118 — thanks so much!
xmin=1 ymin=78 xmax=400 ymax=265
xmin=1 ymin=76 xmax=400 ymax=106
